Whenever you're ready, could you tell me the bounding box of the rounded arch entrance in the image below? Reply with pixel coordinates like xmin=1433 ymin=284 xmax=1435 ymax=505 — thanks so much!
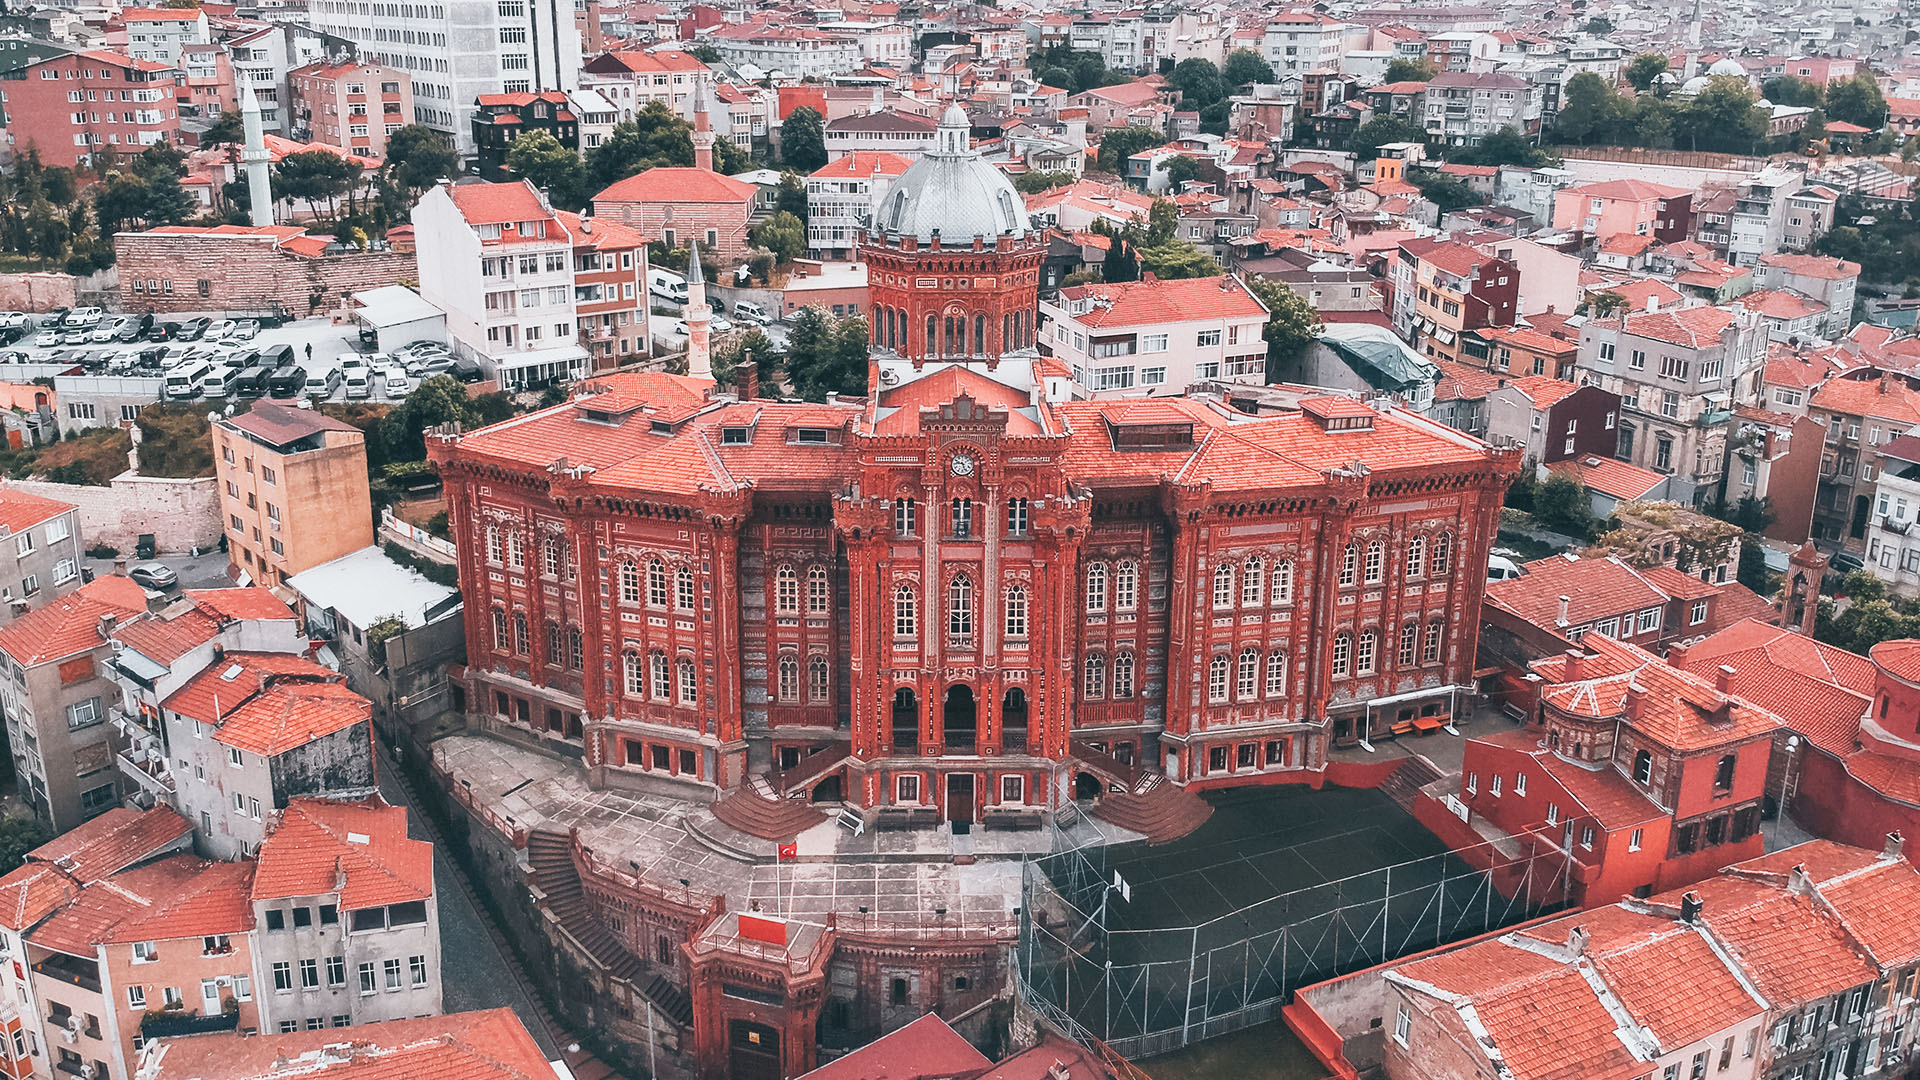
xmin=942 ymin=684 xmax=977 ymax=750
xmin=891 ymin=687 xmax=918 ymax=752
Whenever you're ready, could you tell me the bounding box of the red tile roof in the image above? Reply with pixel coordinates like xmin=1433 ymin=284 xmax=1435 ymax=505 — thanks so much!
xmin=0 ymin=488 xmax=73 ymax=536
xmin=1622 ymin=305 xmax=1737 ymax=349
xmin=224 ymin=402 xmax=361 ymax=446
xmin=1563 ymin=179 xmax=1691 ymax=202
xmin=1678 ymin=619 xmax=1873 ymax=756
xmin=1504 ymin=375 xmax=1580 ymax=408
xmin=1543 ymin=635 xmax=1784 ymax=751
xmin=0 ymin=574 xmax=147 ymax=667
xmin=810 ymin=151 xmax=914 ymax=179
xmin=1545 ymin=456 xmax=1667 ymax=502
xmin=186 ymin=587 xmax=296 ymax=624
xmin=1812 ymin=375 xmax=1920 ymax=425
xmin=1759 ymin=252 xmax=1861 ymax=281
xmin=164 ymin=652 xmax=368 ymax=756
xmin=445 ymin=180 xmax=552 ymax=227
xmin=1740 ymin=289 xmax=1826 ymax=320
xmin=1475 ymin=728 xmax=1665 ymax=829
xmin=594 ymin=167 xmax=758 ymax=204
xmin=29 ymin=805 xmax=193 ymax=886
xmin=1053 ymin=275 xmax=1268 ymax=327
xmin=29 ymin=855 xmax=254 ymax=956
xmin=596 ymin=49 xmax=710 ymax=74
xmin=252 ymin=799 xmax=432 ymax=910
xmin=798 ymin=1013 xmax=990 ymax=1080
xmin=1603 ymin=278 xmax=1686 ymax=312
xmin=138 ymin=1008 xmax=555 ymax=1080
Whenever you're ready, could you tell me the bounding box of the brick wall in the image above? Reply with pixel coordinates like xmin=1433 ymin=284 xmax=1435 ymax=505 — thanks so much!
xmin=5 ymin=473 xmax=219 ymax=555
xmin=112 ymin=234 xmax=418 ymax=316
xmin=0 ymin=273 xmax=79 ymax=313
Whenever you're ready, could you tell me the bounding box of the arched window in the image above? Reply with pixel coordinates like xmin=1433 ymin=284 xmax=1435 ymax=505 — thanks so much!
xmin=955 ymin=314 xmax=967 ymax=354
xmin=808 ymin=656 xmax=830 ymax=702
xmin=949 ymin=498 xmax=973 ymax=538
xmin=1004 ymin=585 xmax=1028 ymax=639
xmin=1114 ymin=561 xmax=1138 ymax=611
xmin=1006 ymin=497 xmax=1028 ymax=537
xmin=1332 ymin=633 xmax=1352 ymax=678
xmin=1004 ymin=312 xmax=1014 ymax=349
xmin=1423 ymin=620 xmax=1444 ymax=664
xmin=623 ymin=651 xmax=643 ymax=696
xmin=1212 ymin=564 xmax=1236 ymax=608
xmin=505 ymin=531 xmax=524 ymax=569
xmin=1085 ymin=563 xmax=1108 ymax=613
xmin=676 ymin=567 xmax=695 ymax=610
xmin=1272 ymin=559 xmax=1294 ymax=604
xmin=894 ymin=497 xmax=916 ymax=536
xmin=491 ymin=609 xmax=509 ymax=651
xmin=1632 ymin=749 xmax=1653 ymax=785
xmin=545 ymin=621 xmax=561 ymax=663
xmin=926 ymin=314 xmax=937 ymax=353
xmin=1265 ymin=650 xmax=1287 ymax=697
xmin=566 ymin=627 xmax=583 ymax=670
xmin=1340 ymin=544 xmax=1357 ymax=588
xmin=1405 ymin=535 xmax=1427 ymax=578
xmin=775 ymin=566 xmax=798 ymax=614
xmin=1364 ymin=540 xmax=1385 ymax=585
xmin=678 ymin=658 xmax=697 ymax=704
xmin=511 ymin=612 xmax=529 ymax=654
xmin=618 ymin=562 xmax=639 ymax=604
xmin=948 ymin=574 xmax=973 ymax=641
xmin=1432 ymin=532 xmax=1454 ymax=576
xmin=777 ymin=655 xmax=799 ymax=702
xmin=894 ymin=586 xmax=917 ymax=637
xmin=1356 ymin=629 xmax=1378 ymax=675
xmin=974 ymin=313 xmax=986 ymax=353
xmin=485 ymin=525 xmax=501 ymax=563
xmin=650 ymin=652 xmax=670 ymax=699
xmin=1399 ymin=622 xmax=1419 ymax=667
xmin=1113 ymin=652 xmax=1135 ymax=698
xmin=647 ymin=560 xmax=667 ymax=606
xmin=544 ymin=534 xmax=565 ymax=577
xmin=1208 ymin=655 xmax=1230 ymax=702
xmin=806 ymin=566 xmax=830 ymax=614
xmin=1242 ymin=557 xmax=1264 ymax=606
xmin=1084 ymin=654 xmax=1105 ymax=699
xmin=1237 ymin=648 xmax=1258 ymax=699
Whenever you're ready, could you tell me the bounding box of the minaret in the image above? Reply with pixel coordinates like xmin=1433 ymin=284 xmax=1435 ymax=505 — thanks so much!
xmin=1683 ymin=0 xmax=1703 ymax=80
xmin=240 ymin=84 xmax=274 ymax=228
xmin=685 ymin=242 xmax=712 ymax=382
xmin=691 ymin=83 xmax=715 ymax=173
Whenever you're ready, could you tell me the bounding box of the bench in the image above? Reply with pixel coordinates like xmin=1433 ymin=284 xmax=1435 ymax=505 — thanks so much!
xmin=983 ymin=807 xmax=1045 ymax=831
xmin=1388 ymin=720 xmax=1417 ymax=739
xmin=873 ymin=806 xmax=939 ymax=831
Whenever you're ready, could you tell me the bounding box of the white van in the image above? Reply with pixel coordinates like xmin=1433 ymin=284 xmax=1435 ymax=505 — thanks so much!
xmin=733 ymin=300 xmax=771 ymax=325
xmin=304 ymin=368 xmax=342 ymax=400
xmin=343 ymin=369 xmax=372 ymax=399
xmin=164 ymin=360 xmax=214 ymax=400
xmin=201 ymin=365 xmax=244 ymax=398
xmin=648 ymin=268 xmax=688 ymax=303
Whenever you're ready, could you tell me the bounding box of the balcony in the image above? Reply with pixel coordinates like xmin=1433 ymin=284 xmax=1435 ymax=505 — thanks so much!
xmin=35 ymin=954 xmax=101 ymax=994
xmin=116 ymin=747 xmax=175 ymax=795
xmin=140 ymin=1007 xmax=238 ymax=1040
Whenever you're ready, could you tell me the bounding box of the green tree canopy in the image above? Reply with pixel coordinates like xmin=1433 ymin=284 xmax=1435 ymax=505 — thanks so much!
xmin=201 ymin=109 xmax=245 ymax=146
xmin=1382 ymin=58 xmax=1436 ymax=83
xmin=1623 ymin=53 xmax=1670 ymax=92
xmin=1555 ymin=72 xmax=1624 ymax=144
xmin=1012 ymin=170 xmax=1077 ymax=194
xmin=1677 ymin=76 xmax=1769 ymax=153
xmin=1409 ymin=168 xmax=1478 ymax=211
xmin=1096 ymin=126 xmax=1163 ymax=172
xmin=1222 ymin=48 xmax=1276 ymax=86
xmin=1762 ymin=75 xmax=1823 ymax=108
xmin=382 ymin=125 xmax=461 ymax=195
xmin=273 ymin=149 xmax=363 ymax=220
xmin=780 ymin=105 xmax=828 ymax=173
xmin=774 ymin=171 xmax=808 ymax=220
xmin=505 ymin=130 xmax=589 ymax=211
xmin=1532 ymin=474 xmax=1595 ymax=537
xmin=1159 ymin=154 xmax=1202 ymax=187
xmin=586 ymin=101 xmax=699 ymax=186
xmin=1347 ymin=116 xmax=1424 ymax=160
xmin=753 ymin=210 xmax=806 ymax=263
xmin=1244 ymin=276 xmax=1323 ymax=379
xmin=690 ymin=44 xmax=722 ymax=65
xmin=1168 ymin=58 xmax=1224 ymax=108
xmin=0 ymin=819 xmax=52 ymax=877
xmin=1101 ymin=238 xmax=1139 ymax=282
xmin=1825 ymin=72 xmax=1889 ymax=129
xmin=1454 ymin=125 xmax=1554 ymax=167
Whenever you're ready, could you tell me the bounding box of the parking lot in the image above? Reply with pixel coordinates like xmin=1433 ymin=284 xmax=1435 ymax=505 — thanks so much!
xmin=0 ymin=309 xmax=459 ymax=407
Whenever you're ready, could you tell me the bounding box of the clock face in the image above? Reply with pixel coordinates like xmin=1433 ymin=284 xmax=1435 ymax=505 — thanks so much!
xmin=951 ymin=453 xmax=975 ymax=477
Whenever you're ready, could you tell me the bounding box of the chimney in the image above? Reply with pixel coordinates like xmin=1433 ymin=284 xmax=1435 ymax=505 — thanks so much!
xmin=1787 ymin=863 xmax=1813 ymax=895
xmin=1667 ymin=642 xmax=1689 ymax=669
xmin=1679 ymin=891 xmax=1702 ymax=923
xmin=1564 ymin=648 xmax=1583 ymax=681
xmin=112 ymin=557 xmax=128 ymax=577
xmin=735 ymin=365 xmax=758 ymax=400
xmin=1565 ymin=924 xmax=1589 ymax=958
xmin=1625 ymin=679 xmax=1647 ymax=721
xmin=1886 ymin=831 xmax=1905 ymax=860
xmin=97 ymin=613 xmax=116 ymax=638
xmin=1556 ymin=594 xmax=1571 ymax=627
xmin=1715 ymin=664 xmax=1735 ymax=693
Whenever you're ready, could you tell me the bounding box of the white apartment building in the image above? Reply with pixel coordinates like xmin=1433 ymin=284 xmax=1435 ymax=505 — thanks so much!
xmin=1866 ymin=434 xmax=1920 ymax=598
xmin=1261 ymin=13 xmax=1347 ymax=77
xmin=701 ymin=23 xmax=861 ymax=79
xmin=307 ymin=0 xmax=582 ymax=151
xmin=225 ymin=24 xmax=330 ymax=134
xmin=806 ymin=151 xmax=911 ymax=258
xmin=122 ymin=8 xmax=211 ymax=65
xmin=1040 ymin=275 xmax=1270 ymax=397
xmin=1423 ymin=72 xmax=1541 ymax=147
xmin=1725 ymin=167 xmax=1808 ymax=268
xmin=578 ymin=48 xmax=710 ymax=124
xmin=249 ymin=798 xmax=442 ymax=1033
xmin=816 ymin=20 xmax=912 ymax=67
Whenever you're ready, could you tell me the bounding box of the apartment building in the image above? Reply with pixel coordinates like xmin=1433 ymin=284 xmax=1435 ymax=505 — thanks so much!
xmin=1260 ymin=13 xmax=1347 ymax=78
xmin=0 ymin=49 xmax=178 ymax=169
xmin=578 ymin=49 xmax=710 ymax=123
xmin=1039 ymin=275 xmax=1270 ymax=396
xmin=1576 ymin=305 xmax=1769 ymax=505
xmin=1754 ymin=253 xmax=1859 ymax=339
xmin=1809 ymin=374 xmax=1920 ymax=550
xmin=702 ymin=23 xmax=861 ymax=79
xmin=136 ymin=1009 xmax=552 ymax=1080
xmin=806 ymin=151 xmax=912 ymax=258
xmin=0 ymin=489 xmax=82 ymax=626
xmin=176 ymin=43 xmax=232 ymax=122
xmin=119 ymin=8 xmax=209 ymax=66
xmin=1864 ymin=435 xmax=1920 ymax=598
xmin=248 ymin=799 xmax=441 ymax=1033
xmin=306 ymin=0 xmax=582 ymax=150
xmin=1722 ymin=167 xmax=1811 ymax=268
xmin=413 ymin=180 xmax=650 ymax=386
xmin=1549 ymin=179 xmax=1693 ymax=245
xmin=224 ymin=24 xmax=331 ymax=136
xmin=471 ymin=91 xmax=577 ymax=180
xmin=214 ymin=405 xmax=373 ymax=590
xmin=288 ymin=61 xmax=413 ymax=161
xmin=1391 ymin=239 xmax=1519 ymax=364
xmin=1483 ymin=376 xmax=1620 ymax=465
xmin=1421 ymin=71 xmax=1541 ymax=147
xmin=822 ymin=110 xmax=940 ymax=161
xmin=0 ymin=574 xmax=150 ymax=832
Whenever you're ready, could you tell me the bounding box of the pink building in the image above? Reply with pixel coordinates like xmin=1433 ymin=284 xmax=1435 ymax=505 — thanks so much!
xmin=0 ymin=49 xmax=178 ymax=168
xmin=1552 ymin=179 xmax=1694 ymax=246
xmin=591 ymin=168 xmax=760 ymax=264
xmin=288 ymin=61 xmax=413 ymax=161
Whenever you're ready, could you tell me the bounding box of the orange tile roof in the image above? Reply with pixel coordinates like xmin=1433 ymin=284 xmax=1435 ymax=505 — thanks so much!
xmin=594 ymin=166 xmax=758 ymax=204
xmin=445 ymin=180 xmax=552 ymax=227
xmin=1504 ymin=375 xmax=1580 ymax=408
xmin=597 ymin=49 xmax=710 ymax=74
xmin=1602 ymin=278 xmax=1685 ymax=312
xmin=1740 ymin=289 xmax=1826 ymax=320
xmin=1691 ymin=875 xmax=1880 ymax=1004
xmin=555 ymin=210 xmax=646 ymax=251
xmin=1563 ymin=179 xmax=1691 ymax=202
xmin=1811 ymin=376 xmax=1920 ymax=425
xmin=0 ymin=864 xmax=75 ymax=934
xmin=1474 ymin=728 xmax=1665 ymax=829
xmin=26 ymin=805 xmax=192 ymax=889
xmin=252 ymin=799 xmax=433 ymax=910
xmin=873 ymin=368 xmax=1043 ymax=436
xmin=1053 ymin=275 xmax=1268 ymax=327
xmin=1541 ymin=636 xmax=1784 ymax=751
xmin=1678 ymin=619 xmax=1873 ymax=756
xmin=1622 ymin=305 xmax=1737 ymax=349
xmin=111 ymin=606 xmax=220 ymax=666
xmin=0 ymin=574 xmax=147 ymax=667
xmin=138 ymin=1009 xmax=555 ymax=1080
xmin=1432 ymin=358 xmax=1504 ymax=401
xmin=1477 ymin=325 xmax=1578 ymax=357
xmin=810 ymin=151 xmax=914 ymax=179
xmin=165 ymin=652 xmax=368 ymax=756
xmin=29 ymin=855 xmax=254 ymax=956
xmin=1759 ymin=252 xmax=1861 ymax=281
xmin=0 ymin=488 xmax=73 ymax=535
xmin=186 ymin=587 xmax=296 ymax=624
xmin=1545 ymin=456 xmax=1667 ymax=502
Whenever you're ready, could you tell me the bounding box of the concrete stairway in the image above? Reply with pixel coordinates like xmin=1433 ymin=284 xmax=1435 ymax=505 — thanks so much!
xmin=1378 ymin=757 xmax=1446 ymax=814
xmin=710 ymin=780 xmax=830 ymax=841
xmin=1090 ymin=779 xmax=1214 ymax=845
xmin=525 ymin=829 xmax=694 ymax=1027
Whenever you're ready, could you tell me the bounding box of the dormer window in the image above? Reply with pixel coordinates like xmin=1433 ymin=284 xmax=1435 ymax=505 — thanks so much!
xmin=721 ymin=426 xmax=752 ymax=445
xmin=792 ymin=428 xmax=829 ymax=445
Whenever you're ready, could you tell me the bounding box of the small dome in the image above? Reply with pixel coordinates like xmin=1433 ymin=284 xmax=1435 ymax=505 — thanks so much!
xmin=873 ymin=106 xmax=1032 ymax=244
xmin=1680 ymin=75 xmax=1711 ymax=95
xmin=1708 ymin=57 xmax=1748 ymax=77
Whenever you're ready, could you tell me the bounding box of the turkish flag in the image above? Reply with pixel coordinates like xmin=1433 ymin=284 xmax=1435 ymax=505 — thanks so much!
xmin=777 ymin=842 xmax=797 ymax=861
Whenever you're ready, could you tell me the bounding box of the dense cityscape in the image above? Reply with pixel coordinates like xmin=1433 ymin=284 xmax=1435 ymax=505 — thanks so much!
xmin=0 ymin=0 xmax=1911 ymax=1077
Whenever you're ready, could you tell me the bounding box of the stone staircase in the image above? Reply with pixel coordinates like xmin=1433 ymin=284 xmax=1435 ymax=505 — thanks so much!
xmin=710 ymin=777 xmax=830 ymax=841
xmin=1378 ymin=757 xmax=1446 ymax=815
xmin=1090 ymin=777 xmax=1214 ymax=845
xmin=525 ymin=829 xmax=694 ymax=1028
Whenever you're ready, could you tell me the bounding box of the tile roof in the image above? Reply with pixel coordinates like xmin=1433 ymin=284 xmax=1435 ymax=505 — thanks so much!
xmin=1542 ymin=635 xmax=1784 ymax=751
xmin=1053 ymin=275 xmax=1268 ymax=327
xmin=0 ymin=574 xmax=147 ymax=667
xmin=186 ymin=587 xmax=296 ymax=624
xmin=1563 ymin=179 xmax=1691 ymax=202
xmin=140 ymin=1008 xmax=555 ymax=1080
xmin=1432 ymin=358 xmax=1504 ymax=401
xmin=1690 ymin=875 xmax=1879 ymax=1004
xmin=1811 ymin=376 xmax=1920 ymax=425
xmin=1504 ymin=375 xmax=1580 ymax=408
xmin=1545 ymin=456 xmax=1667 ymax=501
xmin=29 ymin=855 xmax=254 ymax=956
xmin=445 ymin=180 xmax=552 ymax=227
xmin=1622 ymin=305 xmax=1738 ymax=349
xmin=1739 ymin=289 xmax=1826 ymax=320
xmin=798 ymin=1013 xmax=990 ymax=1079
xmin=224 ymin=402 xmax=361 ymax=447
xmin=1759 ymin=252 xmax=1861 ymax=280
xmin=27 ymin=805 xmax=193 ymax=887
xmin=1602 ymin=279 xmax=1685 ymax=315
xmin=593 ymin=166 xmax=758 ymax=204
xmin=1677 ymin=619 xmax=1873 ymax=756
xmin=0 ymin=487 xmax=73 ymax=536
xmin=596 ymin=49 xmax=710 ymax=74
xmin=164 ymin=651 xmax=368 ymax=756
xmin=810 ymin=151 xmax=914 ymax=179
xmin=1475 ymin=728 xmax=1665 ymax=829
xmin=253 ymin=799 xmax=432 ymax=909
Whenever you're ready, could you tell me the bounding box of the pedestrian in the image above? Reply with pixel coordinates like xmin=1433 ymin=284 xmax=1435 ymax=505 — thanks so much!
xmin=304 ymin=342 xmax=313 ymax=362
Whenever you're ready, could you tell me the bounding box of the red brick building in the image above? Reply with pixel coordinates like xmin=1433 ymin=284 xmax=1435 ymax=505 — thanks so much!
xmin=112 ymin=224 xmax=417 ymax=317
xmin=0 ymin=49 xmax=178 ymax=168
xmin=591 ymin=167 xmax=760 ymax=264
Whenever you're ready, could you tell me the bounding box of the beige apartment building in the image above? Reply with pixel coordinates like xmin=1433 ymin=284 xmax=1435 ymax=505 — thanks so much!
xmin=214 ymin=405 xmax=372 ymax=590
xmin=288 ymin=61 xmax=414 ymax=160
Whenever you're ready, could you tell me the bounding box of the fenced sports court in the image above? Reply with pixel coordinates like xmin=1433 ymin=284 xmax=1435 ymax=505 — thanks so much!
xmin=1019 ymin=786 xmax=1573 ymax=1059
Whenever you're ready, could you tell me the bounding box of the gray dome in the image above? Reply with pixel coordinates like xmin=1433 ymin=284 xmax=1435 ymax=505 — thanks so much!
xmin=874 ymin=105 xmax=1031 ymax=244
xmin=1707 ymin=57 xmax=1747 ymax=77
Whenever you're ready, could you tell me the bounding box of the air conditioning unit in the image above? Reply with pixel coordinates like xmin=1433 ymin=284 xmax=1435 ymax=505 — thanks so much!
xmin=215 ymin=976 xmax=231 ymax=986
xmin=61 ymin=1016 xmax=81 ymax=1044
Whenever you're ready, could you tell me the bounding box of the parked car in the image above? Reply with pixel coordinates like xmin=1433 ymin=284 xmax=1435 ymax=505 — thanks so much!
xmin=204 ymin=319 xmax=237 ymax=340
xmin=65 ymin=307 xmax=103 ymax=328
xmin=60 ymin=329 xmax=88 ymax=345
xmin=33 ymin=329 xmax=60 ymax=347
xmin=88 ymin=319 xmax=123 ymax=343
xmin=43 ymin=307 xmax=70 ymax=327
xmin=174 ymin=317 xmax=209 ymax=342
xmin=663 ymin=319 xmax=690 ymax=338
xmin=230 ymin=319 xmax=261 ymax=341
xmin=732 ymin=300 xmax=773 ymax=325
xmin=0 ymin=313 xmax=26 ymax=330
xmin=384 ymin=371 xmax=411 ymax=399
xmin=128 ymin=562 xmax=177 ymax=590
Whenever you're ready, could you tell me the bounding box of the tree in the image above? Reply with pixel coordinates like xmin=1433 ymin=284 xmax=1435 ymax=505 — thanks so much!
xmin=130 ymin=142 xmax=186 ymax=182
xmin=774 ymin=171 xmax=808 ymax=220
xmin=143 ymin=170 xmax=198 ymax=226
xmin=382 ymin=125 xmax=461 ymax=194
xmin=1222 ymin=48 xmax=1275 ymax=86
xmin=1169 ymin=58 xmax=1224 ymax=109
xmin=0 ymin=819 xmax=51 ymax=877
xmin=1556 ymin=72 xmax=1623 ymax=144
xmin=91 ymin=172 xmax=153 ymax=234
xmin=1737 ymin=537 xmax=1777 ymax=596
xmin=1825 ymin=72 xmax=1889 ymax=130
xmin=780 ymin=106 xmax=827 ymax=173
xmin=1763 ymin=76 xmax=1823 ymax=108
xmin=586 ymin=102 xmax=698 ymax=186
xmin=505 ymin=131 xmax=589 ymax=210
xmin=201 ymin=109 xmax=245 ymax=146
xmin=790 ymin=316 xmax=871 ymax=400
xmin=1245 ymin=276 xmax=1322 ymax=380
xmin=1012 ymin=170 xmax=1076 ymax=194
xmin=1623 ymin=53 xmax=1670 ymax=92
xmin=1159 ymin=154 xmax=1202 ymax=187
xmin=1134 ymin=239 xmax=1217 ymax=279
xmin=690 ymin=44 xmax=722 ymax=65
xmin=1096 ymin=126 xmax=1163 ymax=172
xmin=1532 ymin=474 xmax=1595 ymax=537
xmin=1347 ymin=116 xmax=1424 ymax=160
xmin=781 ymin=307 xmax=833 ymax=396
xmin=1409 ymin=168 xmax=1478 ymax=211
xmin=1101 ymin=238 xmax=1139 ymax=282
xmin=1583 ymin=15 xmax=1614 ymax=34
xmin=1678 ymin=77 xmax=1768 ymax=153
xmin=1624 ymin=95 xmax=1676 ymax=149
xmin=753 ymin=210 xmax=806 ymax=263
xmin=272 ymin=150 xmax=362 ymax=221
xmin=1382 ymin=58 xmax=1436 ymax=84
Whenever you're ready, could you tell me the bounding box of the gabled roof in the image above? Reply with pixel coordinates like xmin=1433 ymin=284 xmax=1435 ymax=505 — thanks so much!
xmin=810 ymin=151 xmax=914 ymax=179
xmin=1760 ymin=252 xmax=1861 ymax=280
xmin=1810 ymin=375 xmax=1920 ymax=425
xmin=29 ymin=855 xmax=254 ymax=956
xmin=252 ymin=799 xmax=432 ymax=910
xmin=0 ymin=487 xmax=73 ymax=536
xmin=594 ymin=167 xmax=758 ymax=204
xmin=1622 ymin=305 xmax=1738 ymax=349
xmin=1053 ymin=275 xmax=1268 ymax=327
xmin=1546 ymin=456 xmax=1667 ymax=502
xmin=1562 ymin=179 xmax=1690 ymax=202
xmin=0 ymin=806 xmax=191 ymax=931
xmin=0 ymin=574 xmax=147 ymax=667
xmin=1541 ymin=635 xmax=1785 ymax=751
xmin=1675 ymin=619 xmax=1874 ymax=757
xmin=445 ymin=180 xmax=554 ymax=228
xmin=164 ymin=651 xmax=367 ymax=756
xmin=138 ymin=1009 xmax=556 ymax=1080
xmin=224 ymin=402 xmax=361 ymax=447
